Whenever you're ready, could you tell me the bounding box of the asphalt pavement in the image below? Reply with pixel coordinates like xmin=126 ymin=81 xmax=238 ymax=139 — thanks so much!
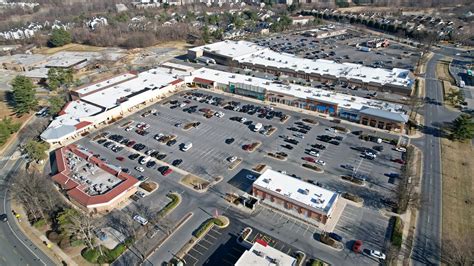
xmin=410 ymin=49 xmax=460 ymax=265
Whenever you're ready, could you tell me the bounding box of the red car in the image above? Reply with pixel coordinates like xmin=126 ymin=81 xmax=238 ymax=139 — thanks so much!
xmin=115 ymin=157 xmax=125 ymax=161
xmin=126 ymin=140 xmax=136 ymax=147
xmin=242 ymin=144 xmax=250 ymax=151
xmin=302 ymin=157 xmax=316 ymax=163
xmin=392 ymin=158 xmax=406 ymax=164
xmin=162 ymin=168 xmax=173 ymax=176
xmin=352 ymin=240 xmax=363 ymax=253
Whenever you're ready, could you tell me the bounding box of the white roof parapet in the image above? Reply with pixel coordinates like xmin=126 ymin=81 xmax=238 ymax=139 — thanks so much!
xmin=190 ymin=40 xmax=414 ymax=89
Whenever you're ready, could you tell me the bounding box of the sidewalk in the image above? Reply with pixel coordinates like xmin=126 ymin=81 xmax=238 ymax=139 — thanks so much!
xmin=11 ymin=201 xmax=77 ymax=266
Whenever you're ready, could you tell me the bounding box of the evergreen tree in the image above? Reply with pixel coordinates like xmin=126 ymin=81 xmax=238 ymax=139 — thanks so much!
xmin=49 ymin=28 xmax=72 ymax=47
xmin=11 ymin=75 xmax=38 ymax=115
xmin=450 ymin=114 xmax=474 ymax=141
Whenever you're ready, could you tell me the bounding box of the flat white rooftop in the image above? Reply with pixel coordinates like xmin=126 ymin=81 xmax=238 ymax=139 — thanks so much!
xmin=74 ymin=73 xmax=137 ymax=95
xmin=190 ymin=40 xmax=414 ymax=89
xmin=235 ymin=240 xmax=296 ymax=266
xmin=253 ymin=169 xmax=338 ymax=215
xmin=81 ymin=67 xmax=187 ymax=109
xmin=189 ymin=40 xmax=268 ymax=59
xmin=191 ymin=67 xmax=406 ymax=116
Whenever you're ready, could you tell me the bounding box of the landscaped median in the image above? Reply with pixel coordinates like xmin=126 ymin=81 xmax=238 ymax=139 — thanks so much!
xmin=302 ymin=163 xmax=324 ymax=173
xmin=193 ymin=216 xmax=229 ymax=238
xmin=390 ymin=216 xmax=403 ymax=249
xmin=82 ymin=238 xmax=134 ymax=264
xmin=156 ymin=193 xmax=181 ymax=218
xmin=341 ymin=192 xmax=364 ymax=206
xmin=176 ymin=216 xmax=230 ymax=259
xmin=318 ymin=233 xmax=343 ymax=251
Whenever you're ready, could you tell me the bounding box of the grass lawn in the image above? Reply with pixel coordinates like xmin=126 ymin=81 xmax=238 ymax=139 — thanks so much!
xmin=440 ymin=139 xmax=474 ymax=248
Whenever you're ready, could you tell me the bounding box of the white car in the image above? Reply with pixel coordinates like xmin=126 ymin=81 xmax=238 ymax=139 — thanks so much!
xmin=246 ymin=174 xmax=257 ymax=180
xmin=133 ymin=215 xmax=148 ymax=226
xmin=240 ymin=117 xmax=247 ymax=123
xmin=135 ymin=166 xmax=145 ymax=172
xmin=395 ymin=147 xmax=407 ymax=152
xmin=154 ymin=133 xmax=164 ymax=140
xmin=125 ymin=126 xmax=134 ymax=131
xmin=227 ymin=156 xmax=237 ymax=163
xmin=316 ymin=160 xmax=326 ymax=166
xmin=369 ymin=250 xmax=386 ymax=260
xmin=309 ymin=151 xmax=320 ymax=157
xmin=294 ymin=133 xmax=304 ymax=139
xmin=179 ymin=103 xmax=187 ymax=108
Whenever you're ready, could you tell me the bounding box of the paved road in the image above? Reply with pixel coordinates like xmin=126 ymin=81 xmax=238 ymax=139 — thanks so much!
xmin=0 ymin=116 xmax=56 ymax=266
xmin=411 ymin=49 xmax=461 ymax=265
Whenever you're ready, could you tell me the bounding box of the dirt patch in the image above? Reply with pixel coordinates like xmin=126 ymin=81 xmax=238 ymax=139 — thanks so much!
xmin=253 ymin=164 xmax=267 ymax=173
xmin=34 ymin=43 xmax=105 ymax=55
xmin=440 ymin=139 xmax=474 ymax=248
xmin=180 ymin=174 xmax=210 ymax=191
xmin=436 ymin=58 xmax=456 ymax=85
xmin=228 ymin=158 xmax=242 ymax=170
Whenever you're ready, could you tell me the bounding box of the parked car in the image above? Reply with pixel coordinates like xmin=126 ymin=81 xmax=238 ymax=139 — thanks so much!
xmin=316 ymin=160 xmax=326 ymax=166
xmin=392 ymin=158 xmax=406 ymax=164
xmin=352 ymin=240 xmax=363 ymax=253
xmin=115 ymin=157 xmax=125 ymax=161
xmin=172 ymin=159 xmax=183 ymax=167
xmin=225 ymin=138 xmax=235 ymax=144
xmin=394 ymin=147 xmax=407 ymax=152
xmin=133 ymin=215 xmax=148 ymax=226
xmin=369 ymin=250 xmax=386 ymax=260
xmin=328 ymin=232 xmax=342 ymax=242
xmin=227 ymin=156 xmax=237 ymax=163
xmin=303 ymin=157 xmax=316 ymax=163
xmin=0 ymin=213 xmax=7 ymax=222
xmin=135 ymin=166 xmax=145 ymax=172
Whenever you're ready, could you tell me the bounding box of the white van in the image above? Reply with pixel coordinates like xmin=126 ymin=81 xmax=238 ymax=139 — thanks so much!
xmin=139 ymin=156 xmax=151 ymax=165
xmin=181 ymin=142 xmax=192 ymax=152
xmin=253 ymin=123 xmax=263 ymax=132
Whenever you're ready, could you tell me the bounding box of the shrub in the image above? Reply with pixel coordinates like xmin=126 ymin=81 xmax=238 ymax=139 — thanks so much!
xmin=157 ymin=193 xmax=180 ymax=218
xmin=82 ymin=248 xmax=100 ymax=263
xmin=59 ymin=238 xmax=71 ymax=250
xmin=391 ymin=216 xmax=403 ymax=247
xmin=47 ymin=231 xmax=60 ymax=242
xmin=70 ymin=239 xmax=83 ymax=247
xmin=33 ymin=218 xmax=47 ymax=229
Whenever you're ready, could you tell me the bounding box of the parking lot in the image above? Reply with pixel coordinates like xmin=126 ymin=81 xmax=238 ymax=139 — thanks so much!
xmin=77 ymin=88 xmax=405 ymax=210
xmin=253 ymin=27 xmax=420 ymax=71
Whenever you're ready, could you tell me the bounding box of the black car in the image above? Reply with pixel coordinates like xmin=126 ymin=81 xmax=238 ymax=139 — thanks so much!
xmin=276 ymin=151 xmax=288 ymax=157
xmin=156 ymin=154 xmax=167 ymax=160
xmin=373 ymin=145 xmax=384 ymax=152
xmin=167 ymin=139 xmax=177 ymax=146
xmin=313 ymin=144 xmax=326 ymax=150
xmin=158 ymin=166 xmax=169 ymax=174
xmin=146 ymin=161 xmax=156 ymax=168
xmin=329 ymin=140 xmax=340 ymax=145
xmin=0 ymin=213 xmax=7 ymax=222
xmin=97 ymin=139 xmax=107 ymax=144
xmin=133 ymin=143 xmax=146 ymax=151
xmin=334 ymin=136 xmax=344 ymax=141
xmin=282 ymin=144 xmax=294 ymax=150
xmin=172 ymin=159 xmax=183 ymax=167
xmin=298 ymin=128 xmax=308 ymax=134
xmin=287 ymin=127 xmax=299 ymax=131
xmin=129 ymin=153 xmax=140 ymax=160
xmin=328 ymin=232 xmax=343 ymax=242
xmin=225 ymin=138 xmax=235 ymax=144
xmin=284 ymin=139 xmax=299 ymax=145
xmin=122 ymin=168 xmax=130 ymax=174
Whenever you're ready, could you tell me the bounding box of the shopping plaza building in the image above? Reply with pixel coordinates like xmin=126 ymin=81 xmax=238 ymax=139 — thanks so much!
xmin=41 ymin=60 xmax=409 ymax=145
xmin=190 ymin=67 xmax=408 ymax=132
xmin=188 ymin=40 xmax=415 ymax=96
xmin=252 ymin=169 xmax=340 ymax=224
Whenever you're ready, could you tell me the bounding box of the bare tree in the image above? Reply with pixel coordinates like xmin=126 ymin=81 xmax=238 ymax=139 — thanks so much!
xmin=57 ymin=208 xmax=96 ymax=250
xmin=441 ymin=237 xmax=474 ymax=265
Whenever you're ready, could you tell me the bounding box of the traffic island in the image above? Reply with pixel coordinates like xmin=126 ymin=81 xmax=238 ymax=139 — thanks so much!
xmin=318 ymin=233 xmax=344 ymax=251
xmin=183 ymin=122 xmax=200 ymax=131
xmin=267 ymin=152 xmax=287 ymax=161
xmin=266 ymin=127 xmax=277 ymax=136
xmin=302 ymin=118 xmax=318 ymax=125
xmin=302 ymin=163 xmax=324 ymax=173
xmin=280 ymin=114 xmax=290 ymax=124
xmin=341 ymin=192 xmax=364 ymax=207
xmin=295 ymin=251 xmax=306 ymax=266
xmin=244 ymin=142 xmax=261 ymax=153
xmin=340 ymin=175 xmax=365 ymax=186
xmin=180 ymin=174 xmax=210 ymax=192
xmin=228 ymin=158 xmax=242 ymax=170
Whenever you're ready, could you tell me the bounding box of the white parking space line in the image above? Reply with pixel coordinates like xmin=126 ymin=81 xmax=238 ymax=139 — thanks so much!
xmin=205 ymin=233 xmax=217 ymax=240
xmin=190 ymin=247 xmax=204 ymax=256
xmin=210 ymin=229 xmax=222 ymax=235
xmin=184 ymin=254 xmax=198 ymax=266
xmin=195 ymin=242 xmax=209 ymax=250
